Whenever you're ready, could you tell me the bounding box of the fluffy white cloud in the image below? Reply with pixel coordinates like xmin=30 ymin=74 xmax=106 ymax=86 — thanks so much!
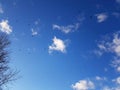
xmin=0 ymin=20 xmax=12 ymax=34
xmin=31 ymin=29 xmax=38 ymax=36
xmin=72 ymin=80 xmax=95 ymax=90
xmin=53 ymin=23 xmax=80 ymax=34
xmin=95 ymin=13 xmax=108 ymax=23
xmin=49 ymin=36 xmax=66 ymax=53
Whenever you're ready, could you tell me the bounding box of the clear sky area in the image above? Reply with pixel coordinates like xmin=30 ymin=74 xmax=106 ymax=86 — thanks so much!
xmin=0 ymin=0 xmax=120 ymax=90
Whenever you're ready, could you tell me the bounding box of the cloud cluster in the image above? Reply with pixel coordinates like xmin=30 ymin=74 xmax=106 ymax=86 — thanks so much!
xmin=0 ymin=20 xmax=12 ymax=34
xmin=95 ymin=13 xmax=108 ymax=23
xmin=73 ymin=31 xmax=120 ymax=90
xmin=97 ymin=32 xmax=120 ymax=55
xmin=96 ymin=31 xmax=120 ymax=73
xmin=72 ymin=80 xmax=94 ymax=90
xmin=49 ymin=36 xmax=66 ymax=53
xmin=50 ymin=14 xmax=85 ymax=53
xmin=71 ymin=76 xmax=120 ymax=90
xmin=53 ymin=23 xmax=80 ymax=34
xmin=90 ymin=31 xmax=120 ymax=90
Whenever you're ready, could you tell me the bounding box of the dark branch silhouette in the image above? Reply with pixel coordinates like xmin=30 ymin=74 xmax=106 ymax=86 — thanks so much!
xmin=0 ymin=33 xmax=17 ymax=89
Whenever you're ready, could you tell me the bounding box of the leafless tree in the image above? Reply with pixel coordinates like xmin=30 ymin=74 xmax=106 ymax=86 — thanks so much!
xmin=0 ymin=33 xmax=17 ymax=89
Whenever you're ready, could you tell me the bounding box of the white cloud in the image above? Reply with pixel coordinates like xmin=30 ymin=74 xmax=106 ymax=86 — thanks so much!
xmin=31 ymin=29 xmax=38 ymax=36
xmin=96 ymin=31 xmax=120 ymax=73
xmin=113 ymin=77 xmax=120 ymax=85
xmin=97 ymin=31 xmax=120 ymax=57
xmin=49 ymin=36 xmax=66 ymax=53
xmin=53 ymin=23 xmax=80 ymax=34
xmin=31 ymin=19 xmax=40 ymax=36
xmin=96 ymin=76 xmax=102 ymax=81
xmin=94 ymin=50 xmax=103 ymax=56
xmin=71 ymin=77 xmax=120 ymax=90
xmin=98 ymin=44 xmax=106 ymax=50
xmin=112 ymin=33 xmax=120 ymax=56
xmin=95 ymin=76 xmax=107 ymax=81
xmin=103 ymin=86 xmax=120 ymax=90
xmin=0 ymin=20 xmax=12 ymax=34
xmin=95 ymin=13 xmax=108 ymax=23
xmin=94 ymin=32 xmax=120 ymax=90
xmin=111 ymin=58 xmax=120 ymax=73
xmin=116 ymin=77 xmax=120 ymax=84
xmin=72 ymin=80 xmax=95 ymax=90
xmin=117 ymin=66 xmax=120 ymax=72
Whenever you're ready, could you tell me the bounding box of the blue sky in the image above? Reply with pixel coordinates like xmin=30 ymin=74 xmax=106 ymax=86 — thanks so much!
xmin=0 ymin=0 xmax=120 ymax=90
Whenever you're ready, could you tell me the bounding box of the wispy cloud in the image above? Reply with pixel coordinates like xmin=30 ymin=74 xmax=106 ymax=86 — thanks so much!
xmin=113 ymin=77 xmax=120 ymax=84
xmin=97 ymin=31 xmax=120 ymax=57
xmin=31 ymin=29 xmax=38 ymax=36
xmin=96 ymin=31 xmax=120 ymax=73
xmin=0 ymin=20 xmax=12 ymax=34
xmin=49 ymin=36 xmax=66 ymax=53
xmin=53 ymin=13 xmax=85 ymax=34
xmin=89 ymin=31 xmax=120 ymax=90
xmin=95 ymin=76 xmax=107 ymax=81
xmin=94 ymin=31 xmax=120 ymax=74
xmin=72 ymin=80 xmax=95 ymax=90
xmin=102 ymin=86 xmax=120 ymax=90
xmin=111 ymin=58 xmax=120 ymax=73
xmin=53 ymin=23 xmax=80 ymax=34
xmin=31 ymin=19 xmax=40 ymax=36
xmin=95 ymin=13 xmax=108 ymax=23
xmin=0 ymin=6 xmax=3 ymax=14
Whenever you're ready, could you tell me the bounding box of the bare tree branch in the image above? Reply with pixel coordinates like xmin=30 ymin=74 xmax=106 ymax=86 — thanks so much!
xmin=0 ymin=33 xmax=17 ymax=89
